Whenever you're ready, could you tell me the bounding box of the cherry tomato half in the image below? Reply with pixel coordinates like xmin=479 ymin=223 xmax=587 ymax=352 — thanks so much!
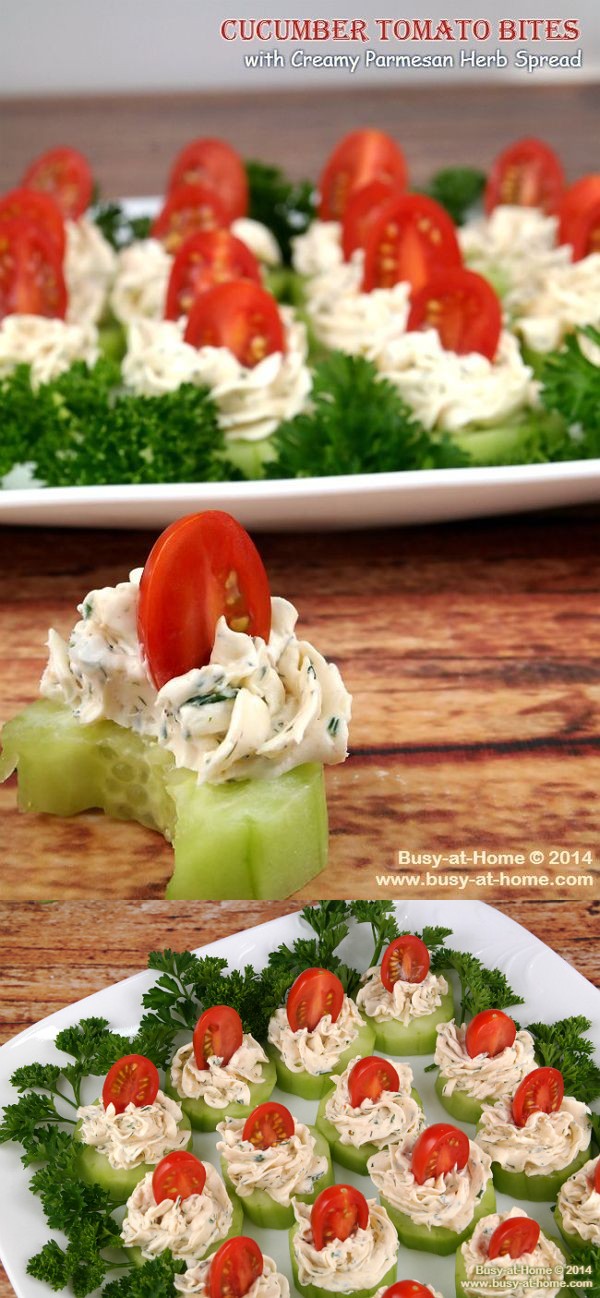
xmin=318 ymin=129 xmax=407 ymax=221
xmin=102 ymin=1053 xmax=160 ymax=1115
xmin=152 ymin=183 xmax=227 ymax=253
xmin=380 ymin=1284 xmax=433 ymax=1298
xmin=0 ymin=218 xmax=67 ymax=320
xmin=286 ymin=968 xmax=344 ymax=1033
xmin=341 ymin=179 xmax=405 ymax=261
xmin=512 ymin=1067 xmax=564 ymax=1128
xmin=137 ymin=510 xmax=271 ymax=689
xmin=209 ymin=1236 xmax=263 ymax=1298
xmin=380 ymin=935 xmax=430 ymax=991
xmin=0 ymin=189 xmax=65 ymax=260
xmin=165 ymin=229 xmax=261 ymax=320
xmin=593 ymin=1162 xmax=600 ymax=1194
xmin=152 ymin=1150 xmax=207 ymax=1204
xmin=484 ymin=137 xmax=565 ymax=216
xmin=311 ymin=1184 xmax=369 ymax=1251
xmin=193 ymin=1004 xmax=244 ymax=1071
xmin=465 ymin=1010 xmax=517 ymax=1059
xmin=21 ymin=146 xmax=93 ymax=220
xmin=169 ymin=138 xmax=248 ymax=223
xmin=348 ymin=1056 xmax=400 ymax=1108
xmin=184 ymin=280 xmax=285 ymax=367
xmin=558 ymin=175 xmax=600 ymax=250
xmin=411 ymin=1123 xmax=470 ymax=1185
xmin=362 ymin=194 xmax=462 ymax=294
xmin=407 ymin=267 xmax=502 ymax=361
xmin=242 ymin=1102 xmax=295 ymax=1149
xmin=565 ymin=199 xmax=600 ymax=261
xmin=488 ymin=1217 xmax=541 ymax=1260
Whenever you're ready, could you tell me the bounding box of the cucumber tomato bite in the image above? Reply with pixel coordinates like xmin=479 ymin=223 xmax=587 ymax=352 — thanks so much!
xmin=434 ymin=1009 xmax=538 ymax=1124
xmin=74 ymin=1053 xmax=192 ymax=1203
xmin=122 ymin=1149 xmax=243 ymax=1265
xmin=166 ymin=1005 xmax=276 ymax=1131
xmin=290 ymin=1183 xmax=399 ymax=1298
xmin=356 ymin=935 xmax=454 ymax=1055
xmin=455 ymin=1207 xmax=569 ymax=1298
xmin=316 ymin=1054 xmax=425 ymax=1174
xmin=555 ymin=1152 xmax=600 ymax=1251
xmin=266 ymin=968 xmax=375 ymax=1099
xmin=174 ymin=1234 xmax=291 ymax=1298
xmin=217 ymin=1099 xmax=333 ymax=1229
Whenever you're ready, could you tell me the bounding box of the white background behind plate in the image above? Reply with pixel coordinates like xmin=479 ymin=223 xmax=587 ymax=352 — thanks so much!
xmin=1 ymin=901 xmax=599 ymax=1298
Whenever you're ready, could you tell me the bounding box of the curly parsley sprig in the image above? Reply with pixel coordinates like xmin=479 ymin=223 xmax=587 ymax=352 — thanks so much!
xmin=527 ymin=1016 xmax=600 ymax=1104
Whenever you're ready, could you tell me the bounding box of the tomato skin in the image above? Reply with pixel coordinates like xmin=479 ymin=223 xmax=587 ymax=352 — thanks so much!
xmin=137 ymin=510 xmax=272 ymax=690
xmin=0 ymin=217 xmax=67 ymax=320
xmin=341 ymin=179 xmax=405 ymax=261
xmin=169 ymin=138 xmax=248 ymax=223
xmin=362 ymin=194 xmax=462 ymax=294
xmin=407 ymin=267 xmax=502 ymax=362
xmin=558 ymin=175 xmax=600 ymax=248
xmin=242 ymin=1101 xmax=295 ymax=1148
xmin=488 ymin=1217 xmax=541 ymax=1260
xmin=593 ymin=1162 xmax=600 ymax=1194
xmin=465 ymin=1010 xmax=517 ymax=1060
xmin=319 ymin=129 xmax=407 ymax=221
xmin=565 ymin=199 xmax=600 ymax=261
xmin=165 ymin=229 xmax=261 ymax=320
xmin=381 ymin=1285 xmax=432 ymax=1298
xmin=184 ymin=280 xmax=285 ymax=368
xmin=102 ymin=1054 xmax=160 ymax=1115
xmin=286 ymin=968 xmax=345 ymax=1033
xmin=347 ymin=1055 xmax=400 ymax=1108
xmin=0 ymin=189 xmax=65 ymax=260
xmin=209 ymin=1236 xmax=263 ymax=1298
xmin=484 ymin=137 xmax=565 ymax=215
xmin=152 ymin=1150 xmax=207 ymax=1204
xmin=193 ymin=1005 xmax=244 ymax=1071
xmin=21 ymin=146 xmax=93 ymax=220
xmin=311 ymin=1184 xmax=370 ymax=1251
xmin=152 ymin=184 xmax=228 ymax=253
xmin=411 ymin=1123 xmax=470 ymax=1185
xmin=512 ymin=1067 xmax=564 ymax=1128
xmin=380 ymin=935 xmax=430 ymax=990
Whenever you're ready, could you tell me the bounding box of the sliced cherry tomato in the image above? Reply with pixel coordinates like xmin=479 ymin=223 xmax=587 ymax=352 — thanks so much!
xmin=341 ymin=179 xmax=405 ymax=260
xmin=209 ymin=1236 xmax=263 ymax=1298
xmin=21 ymin=146 xmax=93 ymax=220
xmin=319 ymin=129 xmax=407 ymax=221
xmin=169 ymin=138 xmax=248 ymax=223
xmin=138 ymin=510 xmax=271 ymax=689
xmin=593 ymin=1162 xmax=600 ymax=1194
xmin=407 ymin=267 xmax=502 ymax=362
xmin=152 ymin=1150 xmax=206 ymax=1203
xmin=0 ymin=218 xmax=67 ymax=320
xmin=362 ymin=194 xmax=462 ymax=294
xmin=380 ymin=935 xmax=430 ymax=990
xmin=102 ymin=1053 xmax=159 ymax=1115
xmin=193 ymin=1004 xmax=244 ymax=1071
xmin=512 ymin=1067 xmax=564 ymax=1128
xmin=242 ymin=1102 xmax=295 ymax=1149
xmin=311 ymin=1184 xmax=369 ymax=1251
xmin=484 ymin=138 xmax=565 ymax=216
xmin=165 ymin=229 xmax=261 ymax=321
xmin=411 ymin=1123 xmax=470 ymax=1185
xmin=184 ymin=280 xmax=285 ymax=367
xmin=380 ymin=1284 xmax=433 ymax=1298
xmin=565 ymin=199 xmax=600 ymax=261
xmin=348 ymin=1055 xmax=400 ymax=1108
xmin=465 ymin=1009 xmax=517 ymax=1059
xmin=0 ymin=189 xmax=65 ymax=260
xmin=488 ymin=1217 xmax=541 ymax=1260
xmin=286 ymin=968 xmax=344 ymax=1033
xmin=152 ymin=183 xmax=227 ymax=253
xmin=558 ymin=175 xmax=600 ymax=248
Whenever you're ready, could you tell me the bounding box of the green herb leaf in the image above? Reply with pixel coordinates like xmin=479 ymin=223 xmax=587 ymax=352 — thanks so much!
xmin=103 ymin=1252 xmax=186 ymax=1298
xmin=246 ymin=160 xmax=315 ymax=265
xmin=538 ymin=326 xmax=600 ymax=457
xmin=92 ymin=201 xmax=152 ymax=250
xmin=420 ymin=166 xmax=486 ymax=225
xmin=527 ymin=1016 xmax=600 ymax=1103
xmin=433 ymin=949 xmax=524 ymax=1022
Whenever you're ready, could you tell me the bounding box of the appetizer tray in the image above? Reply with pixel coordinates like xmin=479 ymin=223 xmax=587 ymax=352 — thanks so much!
xmin=0 ymin=899 xmax=599 ymax=1298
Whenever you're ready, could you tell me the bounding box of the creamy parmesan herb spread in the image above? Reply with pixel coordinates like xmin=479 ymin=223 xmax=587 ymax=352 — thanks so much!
xmin=476 ymin=1095 xmax=591 ymax=1174
xmin=76 ymin=1090 xmax=189 ymax=1170
xmin=516 ymin=253 xmax=600 ymax=353
xmin=460 ymin=1207 xmax=565 ymax=1298
xmin=305 ymin=262 xmax=412 ymax=359
xmin=0 ymin=314 xmax=98 ymax=385
xmin=368 ymin=1136 xmax=492 ymax=1234
xmin=292 ymin=220 xmax=344 ymax=278
xmin=175 ymin=1252 xmax=290 ymax=1297
xmin=41 ymin=578 xmax=351 ymax=785
xmin=557 ymin=1153 xmax=600 ymax=1245
xmin=268 ymin=995 xmax=363 ymax=1076
xmin=292 ymin=1197 xmax=398 ymax=1294
xmin=324 ymin=1056 xmax=425 ymax=1149
xmin=171 ymin=1034 xmax=268 ymax=1108
xmin=65 ymin=216 xmax=117 ymax=325
xmin=217 ymin=1116 xmax=327 ymax=1206
xmin=434 ymin=1021 xmax=537 ymax=1102
xmin=356 ymin=967 xmax=448 ymax=1026
xmin=459 ymin=205 xmax=569 ymax=311
xmin=121 ymin=1160 xmax=233 ymax=1260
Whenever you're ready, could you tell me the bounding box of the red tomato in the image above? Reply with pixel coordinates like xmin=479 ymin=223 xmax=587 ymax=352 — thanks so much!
xmin=465 ymin=1010 xmax=517 ymax=1059
xmin=152 ymin=1151 xmax=206 ymax=1204
xmin=0 ymin=218 xmax=67 ymax=320
xmin=485 ymin=138 xmax=565 ymax=215
xmin=488 ymin=1217 xmax=541 ymax=1260
xmin=286 ymin=968 xmax=344 ymax=1033
xmin=319 ymin=129 xmax=407 ymax=221
xmin=362 ymin=194 xmax=462 ymax=294
xmin=411 ymin=1123 xmax=470 ymax=1185
xmin=193 ymin=1005 xmax=244 ymax=1071
xmin=407 ymin=267 xmax=502 ymax=362
xmin=341 ymin=179 xmax=405 ymax=260
xmin=184 ymin=280 xmax=285 ymax=367
xmin=558 ymin=175 xmax=600 ymax=249
xmin=209 ymin=1236 xmax=263 ymax=1298
xmin=137 ymin=510 xmax=271 ymax=689
xmin=380 ymin=935 xmax=430 ymax=991
xmin=380 ymin=1285 xmax=432 ymax=1298
xmin=593 ymin=1162 xmax=600 ymax=1194
xmin=311 ymin=1184 xmax=369 ymax=1251
xmin=512 ymin=1067 xmax=564 ymax=1128
xmin=169 ymin=138 xmax=248 ymax=223
xmin=165 ymin=229 xmax=261 ymax=321
xmin=348 ymin=1056 xmax=400 ymax=1108
xmin=565 ymin=199 xmax=600 ymax=261
xmin=242 ymin=1102 xmax=295 ymax=1149
xmin=102 ymin=1054 xmax=159 ymax=1115
xmin=21 ymin=146 xmax=93 ymax=220
xmin=0 ymin=189 xmax=65 ymax=260
xmin=152 ymin=184 xmax=227 ymax=253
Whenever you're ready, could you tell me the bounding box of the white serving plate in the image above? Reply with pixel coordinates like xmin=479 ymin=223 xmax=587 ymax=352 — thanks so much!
xmin=1 ymin=900 xmax=598 ymax=1298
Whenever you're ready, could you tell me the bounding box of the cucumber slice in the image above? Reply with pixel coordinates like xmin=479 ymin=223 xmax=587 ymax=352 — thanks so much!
xmin=316 ymin=1086 xmax=424 ymax=1175
xmin=266 ymin=1022 xmax=376 ymax=1100
xmin=128 ymin=1194 xmax=244 ymax=1267
xmin=553 ymin=1204 xmax=592 ymax=1253
xmin=380 ymin=1177 xmax=496 ymax=1256
xmin=289 ymin=1224 xmax=397 ymax=1298
xmin=220 ymin=437 xmax=276 ymax=479
xmin=73 ymin=1112 xmax=192 ymax=1204
xmin=455 ymin=1232 xmax=572 ymax=1298
xmin=164 ymin=1058 xmax=277 ymax=1131
xmin=361 ymin=988 xmax=455 ymax=1056
xmin=483 ymin=1143 xmax=592 ymax=1203
xmin=220 ymin=1127 xmax=333 ymax=1229
xmin=0 ymin=700 xmax=329 ymax=900
xmin=434 ymin=1072 xmax=486 ymax=1125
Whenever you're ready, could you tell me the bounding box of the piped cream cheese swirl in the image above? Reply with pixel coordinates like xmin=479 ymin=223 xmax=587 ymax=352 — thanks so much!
xmin=291 ymin=1197 xmax=398 ymax=1294
xmin=476 ymin=1095 xmax=591 ymax=1174
xmin=217 ymin=1117 xmax=327 ymax=1205
xmin=324 ymin=1056 xmax=425 ymax=1148
xmin=434 ymin=1021 xmax=537 ymax=1101
xmin=0 ymin=315 xmax=98 ymax=386
xmin=76 ymin=1090 xmax=189 ymax=1170
xmin=356 ymin=967 xmax=448 ymax=1026
xmin=459 ymin=1207 xmax=566 ymax=1298
xmin=557 ymin=1153 xmax=600 ymax=1245
xmin=65 ymin=216 xmax=117 ymax=325
xmin=175 ymin=1253 xmax=290 ymax=1297
xmin=171 ymin=1034 xmax=268 ymax=1108
xmin=368 ymin=1137 xmax=492 ymax=1234
xmin=268 ymin=995 xmax=363 ymax=1076
xmin=121 ymin=1161 xmax=233 ymax=1260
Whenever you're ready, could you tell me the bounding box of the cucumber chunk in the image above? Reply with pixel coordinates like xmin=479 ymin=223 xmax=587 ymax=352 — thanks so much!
xmin=455 ymin=1232 xmax=572 ymax=1298
xmin=221 ymin=1127 xmax=333 ymax=1229
xmin=73 ymin=1112 xmax=192 ymax=1204
xmin=0 ymin=701 xmax=329 ymax=899
xmin=266 ymin=1021 xmax=376 ymax=1100
xmin=554 ymin=1203 xmax=592 ymax=1253
xmin=483 ymin=1143 xmax=592 ymax=1203
xmin=316 ymin=1085 xmax=424 ymax=1175
xmin=289 ymin=1223 xmax=397 ymax=1298
xmin=164 ymin=1058 xmax=277 ymax=1131
xmin=434 ymin=1072 xmax=487 ymax=1125
xmin=380 ymin=1177 xmax=496 ymax=1255
xmin=361 ymin=988 xmax=455 ymax=1056
xmin=128 ymin=1194 xmax=244 ymax=1267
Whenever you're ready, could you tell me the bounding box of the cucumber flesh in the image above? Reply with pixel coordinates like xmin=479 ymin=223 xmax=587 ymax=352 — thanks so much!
xmin=73 ymin=1112 xmax=192 ymax=1204
xmin=316 ymin=1086 xmax=424 ymax=1175
xmin=553 ymin=1204 xmax=592 ymax=1253
xmin=266 ymin=1022 xmax=376 ymax=1100
xmin=128 ymin=1195 xmax=244 ymax=1266
xmin=361 ymin=989 xmax=455 ymax=1056
xmin=164 ymin=1058 xmax=276 ymax=1131
xmin=221 ymin=1127 xmax=333 ymax=1229
xmin=381 ymin=1178 xmax=496 ymax=1256
xmin=289 ymin=1223 xmax=397 ymax=1298
xmin=434 ymin=1072 xmax=486 ymax=1125
xmin=484 ymin=1143 xmax=592 ymax=1203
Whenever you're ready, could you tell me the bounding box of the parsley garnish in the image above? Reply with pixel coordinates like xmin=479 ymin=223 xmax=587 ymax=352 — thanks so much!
xmin=430 ymin=947 xmax=524 ymax=1022
xmin=92 ymin=201 xmax=152 ymax=250
xmin=527 ymin=1016 xmax=600 ymax=1103
xmin=419 ymin=165 xmax=486 ymax=225
xmin=246 ymin=160 xmax=315 ymax=265
xmin=539 ymin=326 xmax=600 ymax=458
